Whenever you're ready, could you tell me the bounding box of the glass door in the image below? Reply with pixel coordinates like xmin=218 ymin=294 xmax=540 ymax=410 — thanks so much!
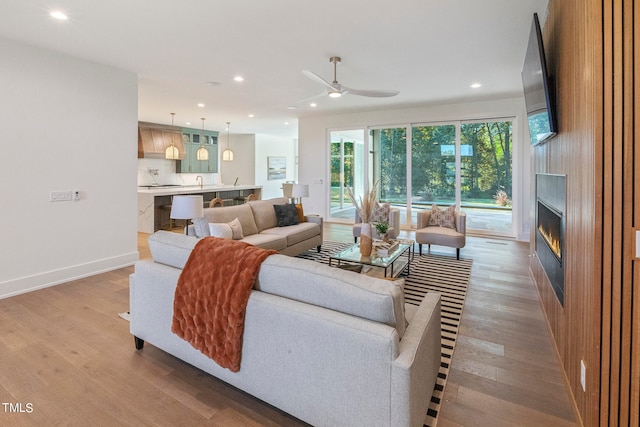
xmin=329 ymin=129 xmax=365 ymax=222
xmin=459 ymin=120 xmax=513 ymax=235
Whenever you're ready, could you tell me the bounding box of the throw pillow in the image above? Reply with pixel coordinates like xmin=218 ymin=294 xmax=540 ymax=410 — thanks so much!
xmin=208 ymin=223 xmax=233 ymax=239
xmin=192 ymin=217 xmax=210 ymax=238
xmin=273 ymin=204 xmax=299 ymax=227
xmin=370 ymin=202 xmax=390 ymax=223
xmin=295 ymin=203 xmax=306 ymax=223
xmin=228 ymin=218 xmax=244 ymax=240
xmin=427 ymin=204 xmax=456 ymax=229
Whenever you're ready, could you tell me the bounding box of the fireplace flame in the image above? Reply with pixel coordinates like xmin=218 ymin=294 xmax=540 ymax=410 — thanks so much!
xmin=538 ymin=224 xmax=562 ymax=260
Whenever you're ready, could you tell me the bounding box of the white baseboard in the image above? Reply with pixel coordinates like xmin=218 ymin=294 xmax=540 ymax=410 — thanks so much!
xmin=0 ymin=252 xmax=140 ymax=300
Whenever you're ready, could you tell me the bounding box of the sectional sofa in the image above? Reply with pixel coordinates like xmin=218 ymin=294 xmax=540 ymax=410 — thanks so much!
xmin=129 ymin=230 xmax=442 ymax=426
xmin=189 ymin=196 xmax=322 ymax=256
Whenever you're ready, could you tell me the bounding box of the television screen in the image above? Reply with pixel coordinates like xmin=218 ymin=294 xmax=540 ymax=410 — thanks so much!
xmin=522 ymin=13 xmax=557 ymax=145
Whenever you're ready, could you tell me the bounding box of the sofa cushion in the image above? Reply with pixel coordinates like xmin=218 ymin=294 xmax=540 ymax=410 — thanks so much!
xmin=371 ymin=202 xmax=390 ymax=223
xmin=194 ymin=204 xmax=259 ymax=238
xmin=148 ymin=230 xmax=198 ymax=269
xmin=241 ymin=233 xmax=288 ymax=251
xmin=248 ymin=197 xmax=289 ymax=232
xmin=256 ymin=254 xmax=407 ymax=337
xmin=208 ymin=223 xmax=233 ymax=239
xmin=427 ymin=204 xmax=456 ymax=229
xmin=192 ymin=217 xmax=209 ymax=238
xmin=295 ymin=203 xmax=305 ymax=222
xmin=261 ymin=222 xmax=321 ymax=247
xmin=273 ymin=203 xmax=299 ymax=227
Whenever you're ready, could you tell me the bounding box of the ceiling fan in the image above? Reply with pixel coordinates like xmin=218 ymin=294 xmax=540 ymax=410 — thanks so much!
xmin=301 ymin=56 xmax=399 ymax=100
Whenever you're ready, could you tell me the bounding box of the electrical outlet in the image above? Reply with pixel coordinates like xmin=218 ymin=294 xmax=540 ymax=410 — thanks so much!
xmin=50 ymin=191 xmax=72 ymax=202
xmin=580 ymin=360 xmax=586 ymax=392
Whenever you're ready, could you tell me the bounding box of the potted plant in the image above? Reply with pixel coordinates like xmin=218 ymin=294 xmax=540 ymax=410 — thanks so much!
xmin=374 ymin=221 xmax=389 ymax=241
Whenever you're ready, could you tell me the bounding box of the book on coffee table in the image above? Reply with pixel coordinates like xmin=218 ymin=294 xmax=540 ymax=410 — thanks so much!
xmin=374 ymin=240 xmax=399 ymax=257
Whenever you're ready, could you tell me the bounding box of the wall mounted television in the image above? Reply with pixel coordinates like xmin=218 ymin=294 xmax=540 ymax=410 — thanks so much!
xmin=521 ymin=13 xmax=557 ymax=145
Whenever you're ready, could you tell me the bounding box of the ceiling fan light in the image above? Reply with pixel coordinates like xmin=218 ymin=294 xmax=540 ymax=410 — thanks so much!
xmin=328 ymin=91 xmax=342 ymax=98
xmin=196 ymin=146 xmax=209 ymax=160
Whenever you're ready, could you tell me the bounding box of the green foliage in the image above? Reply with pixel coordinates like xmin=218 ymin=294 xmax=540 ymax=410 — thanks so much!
xmin=373 ymin=121 xmax=512 ymax=205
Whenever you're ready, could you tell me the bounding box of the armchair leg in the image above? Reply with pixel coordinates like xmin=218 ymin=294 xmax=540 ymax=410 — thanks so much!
xmin=317 ymin=245 xmax=321 ymax=253
xmin=456 ymin=248 xmax=460 ymax=260
xmin=418 ymin=243 xmax=423 ymax=255
xmin=354 ymin=236 xmax=358 ymax=243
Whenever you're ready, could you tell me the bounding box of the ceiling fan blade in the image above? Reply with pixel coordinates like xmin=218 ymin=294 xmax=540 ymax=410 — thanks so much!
xmin=297 ymin=92 xmax=327 ymax=103
xmin=342 ymin=87 xmax=400 ymax=97
xmin=302 ymin=70 xmax=337 ymax=92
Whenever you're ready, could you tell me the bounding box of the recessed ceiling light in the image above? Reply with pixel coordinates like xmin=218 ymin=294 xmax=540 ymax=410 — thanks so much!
xmin=470 ymin=83 xmax=482 ymax=89
xmin=197 ymin=103 xmax=205 ymax=107
xmin=310 ymin=103 xmax=317 ymax=107
xmin=234 ymin=76 xmax=244 ymax=82
xmin=50 ymin=11 xmax=68 ymax=20
xmin=248 ymin=114 xmax=255 ymax=118
xmin=284 ymin=122 xmax=289 ymax=125
xmin=186 ymin=122 xmax=191 ymax=125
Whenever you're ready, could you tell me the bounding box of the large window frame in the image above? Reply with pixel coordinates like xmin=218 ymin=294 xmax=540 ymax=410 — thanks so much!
xmin=328 ymin=117 xmax=517 ymax=237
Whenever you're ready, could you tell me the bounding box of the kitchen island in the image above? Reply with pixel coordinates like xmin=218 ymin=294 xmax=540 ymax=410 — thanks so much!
xmin=138 ymin=185 xmax=262 ymax=233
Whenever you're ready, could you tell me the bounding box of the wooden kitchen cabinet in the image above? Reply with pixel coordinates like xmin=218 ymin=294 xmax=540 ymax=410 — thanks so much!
xmin=137 ymin=122 xmax=185 ymax=159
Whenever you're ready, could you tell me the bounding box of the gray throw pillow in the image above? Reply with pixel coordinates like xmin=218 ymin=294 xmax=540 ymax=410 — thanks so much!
xmin=273 ymin=204 xmax=299 ymax=227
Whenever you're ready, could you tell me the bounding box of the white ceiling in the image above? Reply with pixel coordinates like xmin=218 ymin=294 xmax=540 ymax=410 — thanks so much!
xmin=0 ymin=0 xmax=549 ymax=139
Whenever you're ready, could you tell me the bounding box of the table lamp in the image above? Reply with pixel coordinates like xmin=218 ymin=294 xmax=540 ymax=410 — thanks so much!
xmin=291 ymin=184 xmax=309 ymax=205
xmin=170 ymin=195 xmax=204 ymax=234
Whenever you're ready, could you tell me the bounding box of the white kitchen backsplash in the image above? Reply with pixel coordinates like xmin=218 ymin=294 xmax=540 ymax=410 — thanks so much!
xmin=137 ymin=158 xmax=218 ymax=186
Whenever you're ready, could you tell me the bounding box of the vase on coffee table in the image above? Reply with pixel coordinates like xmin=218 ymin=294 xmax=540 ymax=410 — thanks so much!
xmin=360 ymin=223 xmax=373 ymax=257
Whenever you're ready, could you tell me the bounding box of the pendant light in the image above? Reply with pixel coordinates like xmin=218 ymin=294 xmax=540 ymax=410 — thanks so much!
xmin=222 ymin=121 xmax=234 ymax=161
xmin=196 ymin=117 xmax=209 ymax=161
xmin=165 ymin=112 xmax=180 ymax=160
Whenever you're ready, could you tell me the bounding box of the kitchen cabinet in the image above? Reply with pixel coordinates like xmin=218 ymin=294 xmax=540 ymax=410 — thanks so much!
xmin=137 ymin=122 xmax=185 ymax=159
xmin=176 ymin=126 xmax=218 ymax=173
xmin=178 ymin=143 xmax=218 ymax=173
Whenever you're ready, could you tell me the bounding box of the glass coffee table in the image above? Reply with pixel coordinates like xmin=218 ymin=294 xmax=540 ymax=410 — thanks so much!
xmin=329 ymin=241 xmax=413 ymax=278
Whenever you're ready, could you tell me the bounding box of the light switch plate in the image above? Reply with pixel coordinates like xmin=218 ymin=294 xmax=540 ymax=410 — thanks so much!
xmin=50 ymin=191 xmax=72 ymax=202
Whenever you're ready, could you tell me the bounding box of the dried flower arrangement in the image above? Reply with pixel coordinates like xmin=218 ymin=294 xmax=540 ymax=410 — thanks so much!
xmin=346 ymin=181 xmax=379 ymax=223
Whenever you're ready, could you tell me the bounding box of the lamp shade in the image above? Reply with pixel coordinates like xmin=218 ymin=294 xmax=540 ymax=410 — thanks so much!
xmin=282 ymin=183 xmax=294 ymax=198
xmin=170 ymin=195 xmax=203 ymax=219
xmin=222 ymin=147 xmax=234 ymax=161
xmin=196 ymin=146 xmax=209 ymax=160
xmin=291 ymin=184 xmax=309 ymax=198
xmin=165 ymin=145 xmax=180 ymax=160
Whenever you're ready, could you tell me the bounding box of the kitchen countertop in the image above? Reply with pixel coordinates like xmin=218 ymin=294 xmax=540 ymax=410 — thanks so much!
xmin=137 ymin=184 xmax=261 ymax=196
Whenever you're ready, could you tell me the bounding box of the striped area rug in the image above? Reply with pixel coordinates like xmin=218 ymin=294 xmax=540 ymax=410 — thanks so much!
xmin=296 ymin=241 xmax=472 ymax=427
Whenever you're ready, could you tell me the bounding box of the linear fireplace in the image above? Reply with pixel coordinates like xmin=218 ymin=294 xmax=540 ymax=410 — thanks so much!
xmin=535 ymin=173 xmax=566 ymax=306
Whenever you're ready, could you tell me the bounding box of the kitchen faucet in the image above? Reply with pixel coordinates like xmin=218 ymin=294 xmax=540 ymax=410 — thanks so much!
xmin=196 ymin=175 xmax=203 ymax=189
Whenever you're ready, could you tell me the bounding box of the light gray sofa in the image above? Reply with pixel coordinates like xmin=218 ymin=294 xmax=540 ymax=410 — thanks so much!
xmin=189 ymin=196 xmax=322 ymax=256
xmin=130 ymin=231 xmax=442 ymax=427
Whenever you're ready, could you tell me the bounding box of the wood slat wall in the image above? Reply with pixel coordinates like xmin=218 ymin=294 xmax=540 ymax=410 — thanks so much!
xmin=531 ymin=0 xmax=639 ymax=425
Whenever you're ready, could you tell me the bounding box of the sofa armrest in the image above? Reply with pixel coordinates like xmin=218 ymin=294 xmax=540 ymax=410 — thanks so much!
xmin=417 ymin=210 xmax=431 ymax=228
xmin=305 ymin=214 xmax=323 ymax=241
xmin=391 ymin=293 xmax=441 ymax=427
xmin=388 ymin=208 xmax=401 ymax=239
xmin=455 ymin=211 xmax=466 ymax=234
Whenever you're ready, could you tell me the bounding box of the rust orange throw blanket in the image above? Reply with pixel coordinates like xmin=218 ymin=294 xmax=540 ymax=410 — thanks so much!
xmin=171 ymin=237 xmax=277 ymax=372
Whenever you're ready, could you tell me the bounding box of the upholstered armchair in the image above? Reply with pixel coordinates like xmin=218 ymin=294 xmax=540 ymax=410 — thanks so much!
xmin=415 ymin=207 xmax=466 ymax=259
xmin=352 ymin=205 xmax=401 ymax=243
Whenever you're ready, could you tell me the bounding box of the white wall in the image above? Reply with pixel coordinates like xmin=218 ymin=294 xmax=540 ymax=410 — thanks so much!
xmin=298 ymin=97 xmax=532 ymax=240
xmin=254 ymin=134 xmax=297 ymax=199
xmin=0 ymin=38 xmax=139 ymax=298
xmin=218 ymin=134 xmax=255 ymax=186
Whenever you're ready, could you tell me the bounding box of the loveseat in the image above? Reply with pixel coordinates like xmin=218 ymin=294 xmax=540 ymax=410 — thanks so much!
xmin=189 ymin=196 xmax=322 ymax=256
xmin=130 ymin=231 xmax=442 ymax=427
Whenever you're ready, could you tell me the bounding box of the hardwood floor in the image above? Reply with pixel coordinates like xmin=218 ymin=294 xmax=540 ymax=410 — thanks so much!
xmin=0 ymin=224 xmax=577 ymax=426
